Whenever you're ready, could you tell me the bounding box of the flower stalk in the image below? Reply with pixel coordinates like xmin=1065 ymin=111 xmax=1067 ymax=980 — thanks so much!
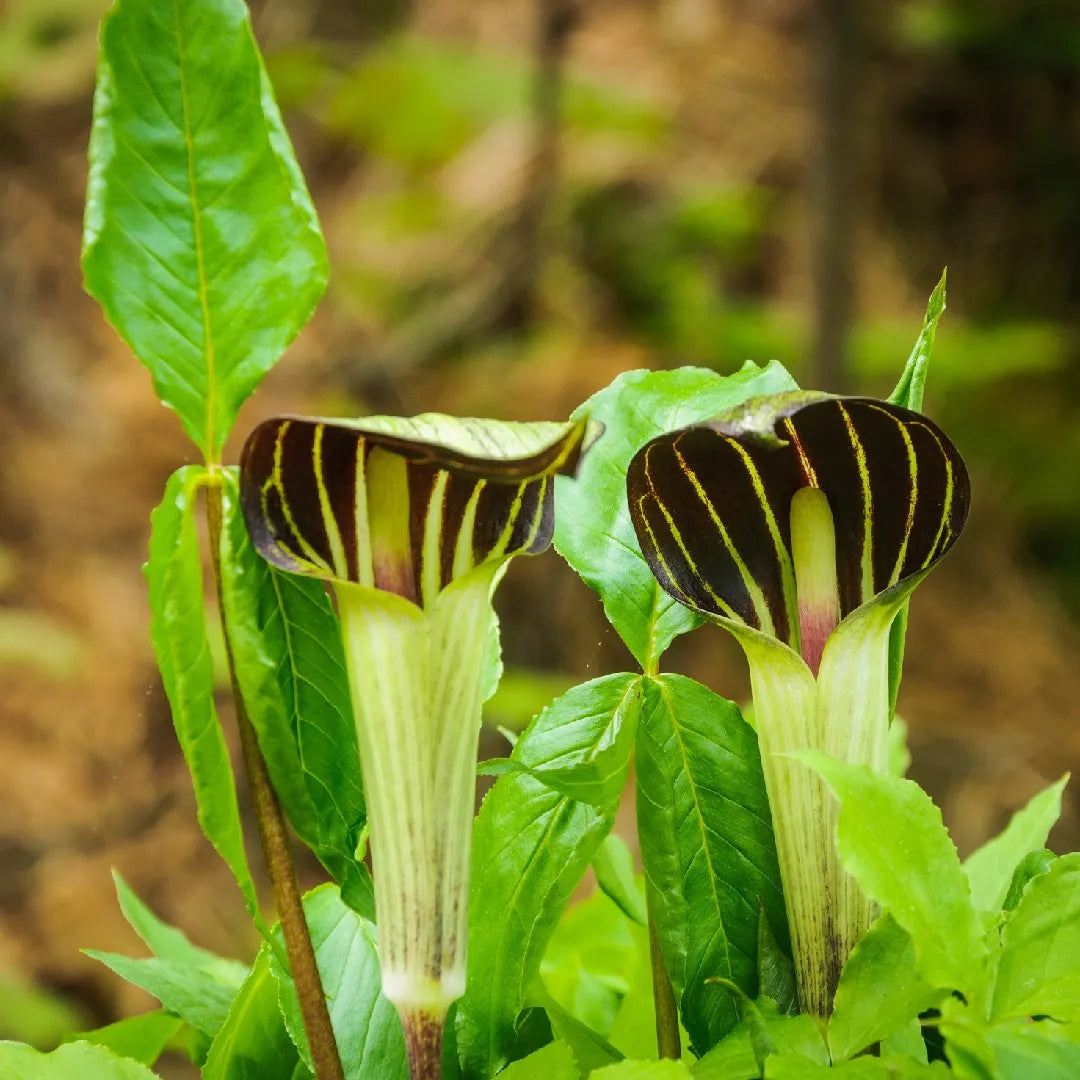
xmin=628 ymin=393 xmax=968 ymax=1016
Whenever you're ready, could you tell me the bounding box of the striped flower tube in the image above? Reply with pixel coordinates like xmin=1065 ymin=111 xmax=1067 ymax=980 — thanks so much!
xmin=239 ymin=412 xmax=595 ymax=1076
xmin=627 ymin=392 xmax=969 ymax=1018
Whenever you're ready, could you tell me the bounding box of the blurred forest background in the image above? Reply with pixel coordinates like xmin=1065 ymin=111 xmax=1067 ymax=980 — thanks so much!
xmin=3 ymin=0 xmax=1080 ymax=1059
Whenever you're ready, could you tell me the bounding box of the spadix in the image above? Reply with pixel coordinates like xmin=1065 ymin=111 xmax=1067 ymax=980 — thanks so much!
xmin=240 ymin=412 xmax=594 ymax=1077
xmin=628 ymin=392 xmax=969 ymax=1017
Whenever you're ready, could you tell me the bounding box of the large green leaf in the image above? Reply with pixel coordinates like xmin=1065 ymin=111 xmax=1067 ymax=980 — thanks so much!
xmin=635 ymin=674 xmax=785 ymax=1056
xmin=0 ymin=1041 xmax=160 ymax=1080
xmin=218 ymin=471 xmax=372 ymax=917
xmin=805 ymin=756 xmax=988 ymax=1008
xmin=992 ymin=852 xmax=1080 ymax=1023
xmin=82 ymin=0 xmax=327 ymax=460
xmin=963 ymin=775 xmax=1067 ymax=913
xmin=203 ymin=946 xmax=301 ymax=1080
xmin=270 ymin=885 xmax=407 ymax=1080
xmin=554 ymin=363 xmax=798 ymax=671
xmin=145 ymin=465 xmax=258 ymax=918
xmin=457 ymin=674 xmax=639 ymax=1079
xmin=828 ymin=914 xmax=944 ymax=1062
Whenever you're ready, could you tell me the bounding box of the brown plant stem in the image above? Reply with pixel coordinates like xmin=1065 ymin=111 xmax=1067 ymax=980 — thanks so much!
xmin=204 ymin=478 xmax=345 ymax=1080
xmin=649 ymin=913 xmax=682 ymax=1060
xmin=401 ymin=1008 xmax=445 ymax=1080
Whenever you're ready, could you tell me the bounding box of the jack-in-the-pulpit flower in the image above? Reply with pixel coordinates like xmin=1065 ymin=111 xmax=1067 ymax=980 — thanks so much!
xmin=627 ymin=392 xmax=969 ymax=1018
xmin=240 ymin=413 xmax=594 ymax=1076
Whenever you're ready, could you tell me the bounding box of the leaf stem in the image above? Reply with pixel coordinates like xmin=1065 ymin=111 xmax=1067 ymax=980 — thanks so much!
xmin=204 ymin=479 xmax=345 ymax=1080
xmin=649 ymin=912 xmax=682 ymax=1059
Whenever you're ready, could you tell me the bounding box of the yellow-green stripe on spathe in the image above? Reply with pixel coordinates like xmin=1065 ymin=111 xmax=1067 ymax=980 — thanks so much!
xmin=913 ymin=418 xmax=956 ymax=568
xmin=353 ymin=437 xmax=375 ymax=587
xmin=672 ymin=442 xmax=777 ymax=636
xmin=518 ymin=476 xmax=551 ymax=553
xmin=863 ymin=403 xmax=919 ymax=588
xmin=631 ymin=492 xmax=696 ymax=610
xmin=451 ymin=480 xmax=486 ymax=580
xmin=836 ymin=402 xmax=875 ymax=602
xmin=312 ymin=423 xmax=349 ymax=580
xmin=727 ymin=437 xmax=800 ymax=651
xmin=421 ymin=470 xmax=451 ymax=607
xmin=264 ymin=420 xmax=334 ymax=575
xmin=641 ymin=447 xmax=742 ymax=622
xmin=487 ymin=480 xmax=528 ymax=560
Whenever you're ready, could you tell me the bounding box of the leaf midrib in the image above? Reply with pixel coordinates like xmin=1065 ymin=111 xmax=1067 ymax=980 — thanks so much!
xmin=173 ymin=0 xmax=217 ymax=462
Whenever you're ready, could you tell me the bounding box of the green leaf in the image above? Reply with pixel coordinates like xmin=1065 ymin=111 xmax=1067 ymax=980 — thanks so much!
xmin=541 ymin=890 xmax=637 ymax=1040
xmin=881 ymin=1019 xmax=930 ymax=1065
xmin=1003 ymin=849 xmax=1055 ymax=912
xmin=594 ymin=834 xmax=648 ymax=927
xmin=635 ymin=674 xmax=785 ymax=1055
xmin=478 ymin=677 xmax=641 ymax=807
xmin=0 ymin=1041 xmax=160 ymax=1080
xmin=82 ymin=950 xmax=246 ymax=1039
xmin=828 ymin=914 xmax=945 ymax=1061
xmin=804 ymin=755 xmax=988 ymax=1007
xmin=67 ymin=1012 xmax=184 ymax=1067
xmin=889 ymin=270 xmax=947 ymax=413
xmin=963 ymin=775 xmax=1068 ymax=912
xmin=270 ymin=885 xmax=407 ymax=1079
xmin=756 ymin=905 xmax=796 ymax=1017
xmin=203 ymin=946 xmax=300 ymax=1080
xmin=766 ymin=1055 xmax=949 ymax=1078
xmin=145 ymin=465 xmax=259 ymax=920
xmin=554 ymin=362 xmax=798 ymax=671
xmin=457 ymin=674 xmax=639 ymax=1079
xmin=693 ymin=1001 xmax=827 ymax=1080
xmin=591 ymin=1061 xmax=693 ymax=1079
xmin=528 ymin=984 xmax=623 ymax=1073
xmin=218 ymin=471 xmax=372 ymax=918
xmin=992 ymin=852 xmax=1080 ymax=1023
xmin=110 ymin=871 xmax=247 ymax=981
xmin=0 ymin=968 xmax=87 ymax=1047
xmin=497 ymin=1040 xmax=579 ymax=1080
xmin=941 ymin=1006 xmax=1080 ymax=1080
xmin=887 ymin=269 xmax=948 ymax=715
xmin=82 ymin=0 xmax=327 ymax=460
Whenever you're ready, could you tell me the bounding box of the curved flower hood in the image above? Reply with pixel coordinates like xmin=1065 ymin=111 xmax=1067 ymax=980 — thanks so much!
xmin=241 ymin=413 xmax=593 ymax=605
xmin=628 ymin=392 xmax=970 ymax=671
